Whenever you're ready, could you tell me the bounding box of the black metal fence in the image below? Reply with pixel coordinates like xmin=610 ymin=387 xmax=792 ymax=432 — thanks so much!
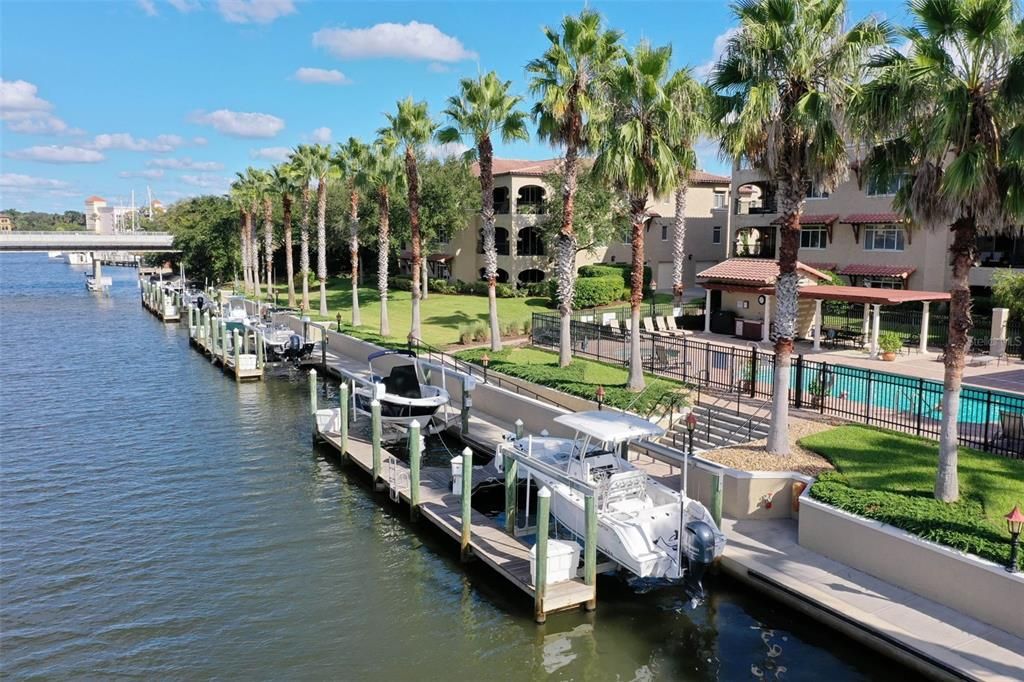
xmin=531 ymin=312 xmax=1024 ymax=457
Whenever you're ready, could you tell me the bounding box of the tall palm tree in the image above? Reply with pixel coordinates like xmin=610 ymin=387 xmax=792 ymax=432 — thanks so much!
xmin=233 ymin=169 xmax=262 ymax=296
xmin=272 ymin=162 xmax=300 ymax=307
xmin=666 ymin=70 xmax=706 ymax=306
xmin=527 ymin=9 xmax=624 ymax=367
xmin=438 ymin=72 xmax=530 ymax=352
xmin=851 ymin=0 xmax=1023 ymax=501
xmin=710 ymin=0 xmax=889 ymax=454
xmin=334 ymin=137 xmax=368 ymax=327
xmin=251 ymin=168 xmax=275 ymax=300
xmin=358 ymin=138 xmax=405 ymax=337
xmin=594 ymin=41 xmax=684 ymax=392
xmin=290 ymin=145 xmax=316 ymax=312
xmin=381 ymin=98 xmax=436 ymax=342
xmin=230 ymin=175 xmax=254 ymax=294
xmin=306 ymin=143 xmax=335 ymax=318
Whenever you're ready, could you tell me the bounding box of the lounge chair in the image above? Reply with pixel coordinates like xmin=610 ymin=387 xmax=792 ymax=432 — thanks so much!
xmin=643 ymin=317 xmax=672 ymax=337
xmin=654 ymin=344 xmax=682 ymax=369
xmin=660 ymin=316 xmax=692 ymax=337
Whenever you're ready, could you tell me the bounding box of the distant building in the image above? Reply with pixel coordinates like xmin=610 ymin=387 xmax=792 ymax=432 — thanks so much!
xmin=0 ymin=214 xmax=12 ymax=232
xmin=150 ymin=199 xmax=166 ymax=215
xmin=85 ymin=195 xmax=137 ymax=233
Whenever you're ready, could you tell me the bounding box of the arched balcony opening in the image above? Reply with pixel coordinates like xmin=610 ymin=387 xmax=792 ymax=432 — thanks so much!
xmin=517 ymin=269 xmax=545 ymax=284
xmin=735 ymin=182 xmax=776 ymax=215
xmin=516 ymin=185 xmax=547 ymax=214
xmin=477 ymin=227 xmax=510 ymax=255
xmin=479 ymin=267 xmax=510 ymax=283
xmin=493 ymin=187 xmax=510 ymax=215
xmin=516 ymin=226 xmax=545 ymax=256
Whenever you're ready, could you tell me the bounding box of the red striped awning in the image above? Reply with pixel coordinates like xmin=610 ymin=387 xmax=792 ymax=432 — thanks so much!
xmin=771 ymin=214 xmax=840 ymax=226
xmin=842 ymin=212 xmax=903 ymax=224
xmin=839 ymin=264 xmax=916 ymax=278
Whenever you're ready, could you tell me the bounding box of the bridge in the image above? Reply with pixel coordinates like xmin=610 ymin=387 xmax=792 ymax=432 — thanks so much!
xmin=0 ymin=231 xmax=178 ymax=252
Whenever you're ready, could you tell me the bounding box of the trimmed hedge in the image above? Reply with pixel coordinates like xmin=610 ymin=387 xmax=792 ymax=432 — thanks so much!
xmin=548 ymin=263 xmax=654 ymax=308
xmin=386 ymin=277 xmax=527 ymax=299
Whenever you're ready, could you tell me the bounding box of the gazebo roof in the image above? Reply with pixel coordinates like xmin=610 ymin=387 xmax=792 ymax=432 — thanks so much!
xmin=798 ymin=285 xmax=950 ymax=305
xmin=697 ymin=258 xmax=830 ymax=286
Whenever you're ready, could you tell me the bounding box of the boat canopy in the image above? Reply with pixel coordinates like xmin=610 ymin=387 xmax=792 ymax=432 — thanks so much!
xmin=553 ymin=411 xmax=665 ymax=444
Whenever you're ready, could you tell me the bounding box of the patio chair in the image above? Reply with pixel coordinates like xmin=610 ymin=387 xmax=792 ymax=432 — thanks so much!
xmin=659 ymin=316 xmax=693 ymax=337
xmin=643 ymin=317 xmax=672 ymax=337
xmin=654 ymin=344 xmax=682 ymax=369
xmin=605 ymin=319 xmax=623 ymax=336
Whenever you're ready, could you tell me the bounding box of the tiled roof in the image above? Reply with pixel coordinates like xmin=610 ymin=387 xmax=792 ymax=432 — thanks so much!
xmin=771 ymin=214 xmax=840 ymax=226
xmin=842 ymin=212 xmax=904 ymax=224
xmin=800 ymin=285 xmax=949 ymax=304
xmin=839 ymin=264 xmax=916 ymax=278
xmin=85 ymin=195 xmax=106 ymax=203
xmin=696 ymin=258 xmax=830 ymax=285
xmin=472 ymin=158 xmax=563 ymax=177
xmin=689 ymin=171 xmax=730 ymax=185
xmin=805 ymin=262 xmax=838 ymax=272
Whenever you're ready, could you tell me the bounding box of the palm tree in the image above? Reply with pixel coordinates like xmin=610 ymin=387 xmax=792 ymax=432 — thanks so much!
xmin=306 ymin=143 xmax=335 ymax=318
xmin=358 ymin=138 xmax=405 ymax=337
xmin=526 ymin=9 xmax=624 ymax=367
xmin=334 ymin=137 xmax=368 ymax=327
xmin=290 ymin=145 xmax=316 ymax=312
xmin=438 ymin=72 xmax=530 ymax=352
xmin=710 ymin=0 xmax=889 ymax=454
xmin=272 ymin=162 xmax=299 ymax=307
xmin=230 ymin=175 xmax=253 ymax=294
xmin=381 ymin=98 xmax=436 ymax=343
xmin=251 ymin=168 xmax=275 ymax=300
xmin=666 ymin=70 xmax=706 ymax=306
xmin=233 ymin=169 xmax=262 ymax=296
xmin=594 ymin=41 xmax=684 ymax=392
xmin=851 ymin=0 xmax=1023 ymax=501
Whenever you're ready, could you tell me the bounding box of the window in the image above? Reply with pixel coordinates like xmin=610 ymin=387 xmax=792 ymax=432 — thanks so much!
xmin=866 ymin=174 xmax=908 ymax=196
xmin=805 ymin=183 xmax=830 ymax=199
xmin=862 ymin=276 xmax=904 ymax=290
xmin=661 ymin=225 xmax=669 ymax=241
xmin=712 ymin=191 xmax=726 ymax=209
xmin=800 ymin=226 xmax=828 ymax=249
xmin=864 ymin=226 xmax=905 ymax=251
xmin=712 ymin=226 xmax=721 ymax=244
xmin=436 ymin=227 xmax=451 ymax=244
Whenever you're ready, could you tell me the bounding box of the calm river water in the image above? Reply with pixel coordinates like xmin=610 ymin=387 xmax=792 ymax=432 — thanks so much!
xmin=0 ymin=254 xmax=914 ymax=680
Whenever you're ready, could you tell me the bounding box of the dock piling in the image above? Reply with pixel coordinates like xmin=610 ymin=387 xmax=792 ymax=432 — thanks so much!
xmin=339 ymin=382 xmax=349 ymax=457
xmin=460 ymin=446 xmax=473 ymax=562
xmin=504 ymin=457 xmax=518 ymax=534
xmin=535 ymin=487 xmax=551 ymax=624
xmin=408 ymin=420 xmax=421 ymax=520
xmin=710 ymin=472 xmax=723 ymax=528
xmin=255 ymin=329 xmax=264 ymax=368
xmin=371 ymin=400 xmax=383 ymax=491
xmin=584 ymin=493 xmax=597 ymax=611
xmin=514 ymin=419 xmax=524 ymax=439
xmin=308 ymin=369 xmax=318 ymax=414
xmin=232 ymin=329 xmax=241 ymax=379
xmin=461 ymin=376 xmax=471 ymax=437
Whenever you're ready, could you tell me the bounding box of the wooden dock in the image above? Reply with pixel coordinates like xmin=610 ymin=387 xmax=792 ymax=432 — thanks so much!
xmin=183 ymin=303 xmax=264 ymax=382
xmin=140 ymin=281 xmax=181 ymax=322
xmin=317 ymin=425 xmax=595 ymax=619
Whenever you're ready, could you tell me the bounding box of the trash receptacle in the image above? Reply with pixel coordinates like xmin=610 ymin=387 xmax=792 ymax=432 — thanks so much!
xmin=529 ymin=539 xmax=581 ymax=586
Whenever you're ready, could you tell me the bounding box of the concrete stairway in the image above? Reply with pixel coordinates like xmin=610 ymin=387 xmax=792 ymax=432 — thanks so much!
xmin=661 ymin=400 xmax=770 ymax=452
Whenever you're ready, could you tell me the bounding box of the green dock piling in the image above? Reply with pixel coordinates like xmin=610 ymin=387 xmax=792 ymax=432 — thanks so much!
xmin=584 ymin=493 xmax=597 ymax=611
xmin=711 ymin=472 xmax=723 ymax=528
xmin=535 ymin=487 xmax=551 ymax=624
xmin=371 ymin=400 xmax=383 ymax=491
xmin=504 ymin=457 xmax=518 ymax=534
xmin=408 ymin=420 xmax=421 ymax=520
xmin=460 ymin=446 xmax=472 ymax=562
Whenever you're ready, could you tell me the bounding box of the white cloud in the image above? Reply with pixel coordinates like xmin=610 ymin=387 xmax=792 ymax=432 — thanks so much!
xmin=424 ymin=141 xmax=469 ymax=160
xmin=138 ymin=0 xmax=157 ymax=16
xmin=313 ymin=21 xmax=477 ymax=62
xmin=181 ymin=173 xmax=230 ymax=190
xmin=294 ymin=67 xmax=351 ymax=85
xmin=694 ymin=27 xmax=739 ymax=79
xmin=250 ymin=146 xmax=292 ymax=162
xmin=119 ymin=169 xmax=166 ymax=179
xmin=167 ymin=0 xmax=200 ymax=12
xmin=5 ymin=145 xmax=104 ymax=163
xmin=191 ymin=136 xmax=208 ymax=146
xmin=91 ymin=133 xmax=186 ymax=152
xmin=189 ymin=109 xmax=285 ymax=138
xmin=0 ymin=79 xmax=83 ymax=136
xmin=217 ymin=0 xmax=295 ymax=24
xmin=309 ymin=126 xmax=332 ymax=144
xmin=0 ymin=173 xmax=71 ymax=189
xmin=147 ymin=156 xmax=224 ymax=171
xmin=427 ymin=62 xmax=451 ymax=74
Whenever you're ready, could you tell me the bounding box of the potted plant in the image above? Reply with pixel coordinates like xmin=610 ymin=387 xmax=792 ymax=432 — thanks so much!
xmin=807 ymin=378 xmax=828 ymax=408
xmin=737 ymin=361 xmax=755 ymax=393
xmin=878 ymin=330 xmax=903 ymax=361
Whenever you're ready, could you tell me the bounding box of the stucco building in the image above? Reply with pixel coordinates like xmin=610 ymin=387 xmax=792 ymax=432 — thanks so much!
xmin=0 ymin=214 xmax=12 ymax=232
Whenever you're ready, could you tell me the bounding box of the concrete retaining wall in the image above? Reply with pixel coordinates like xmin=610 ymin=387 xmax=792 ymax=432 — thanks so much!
xmin=680 ymin=456 xmax=809 ymax=521
xmin=799 ymin=495 xmax=1024 ymax=638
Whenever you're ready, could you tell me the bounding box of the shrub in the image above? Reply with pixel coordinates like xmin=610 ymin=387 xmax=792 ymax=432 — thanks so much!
xmin=429 ymin=278 xmax=457 ymax=295
xmin=524 ymin=281 xmax=549 ymax=297
xmin=458 ymin=325 xmax=473 ymax=345
xmin=577 ymin=264 xmax=624 ymax=279
xmin=471 ymin=322 xmax=490 ymax=343
xmin=388 ymin=276 xmax=415 ymax=291
xmin=495 ymin=283 xmax=517 ymax=298
xmin=878 ymin=330 xmax=904 ymax=354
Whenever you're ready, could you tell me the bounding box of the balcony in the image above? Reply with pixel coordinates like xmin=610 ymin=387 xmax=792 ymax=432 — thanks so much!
xmin=515 ymin=201 xmax=547 ymax=215
xmin=732 ymin=227 xmax=777 ymax=259
xmin=734 ymin=196 xmax=778 ymax=216
xmin=494 ymin=200 xmax=510 ymax=215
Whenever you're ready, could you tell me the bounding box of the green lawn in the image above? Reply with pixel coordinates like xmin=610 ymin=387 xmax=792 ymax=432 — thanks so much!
xmin=272 ymin=276 xmax=550 ymax=347
xmin=454 ymin=346 xmax=688 ymax=415
xmin=799 ymin=425 xmax=1024 ymax=566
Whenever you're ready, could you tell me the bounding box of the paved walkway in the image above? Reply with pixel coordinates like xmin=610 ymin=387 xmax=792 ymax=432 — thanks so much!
xmin=721 ymin=518 xmax=1024 ymax=682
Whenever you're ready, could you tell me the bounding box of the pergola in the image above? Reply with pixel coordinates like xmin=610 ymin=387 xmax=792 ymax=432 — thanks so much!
xmin=799 ymin=285 xmax=951 ymax=357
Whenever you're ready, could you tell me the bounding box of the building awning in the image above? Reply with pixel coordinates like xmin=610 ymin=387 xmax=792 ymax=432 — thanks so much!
xmin=697 ymin=258 xmax=830 ymax=287
xmin=399 ymin=250 xmax=454 ymax=263
xmin=842 ymin=212 xmax=904 ymax=224
xmin=771 ymin=214 xmax=840 ymax=226
xmin=839 ymin=263 xmax=916 ymax=278
xmin=799 ymin=285 xmax=949 ymax=305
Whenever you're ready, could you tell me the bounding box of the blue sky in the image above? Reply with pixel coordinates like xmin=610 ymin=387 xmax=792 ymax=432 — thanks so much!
xmin=1 ymin=0 xmax=905 ymax=213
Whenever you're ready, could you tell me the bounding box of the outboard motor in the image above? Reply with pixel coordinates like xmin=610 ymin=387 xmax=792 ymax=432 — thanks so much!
xmin=684 ymin=520 xmax=718 ymax=586
xmin=286 ymin=334 xmax=302 ymax=361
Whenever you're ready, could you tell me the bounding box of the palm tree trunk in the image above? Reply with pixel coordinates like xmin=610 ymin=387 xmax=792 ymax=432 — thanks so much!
xmin=936 ymin=217 xmax=973 ymax=502
xmin=421 ymin=258 xmax=428 ymax=300
xmin=283 ymin=194 xmax=295 ymax=307
xmin=479 ymin=137 xmax=502 ymax=352
xmin=557 ymin=136 xmax=580 ymax=367
xmin=240 ymin=213 xmax=250 ymax=294
xmin=300 ymin=187 xmax=311 ymax=312
xmin=349 ymin=187 xmax=361 ymax=327
xmin=378 ymin=190 xmax=391 ymax=337
xmin=406 ymin=147 xmax=423 ymax=342
xmin=672 ymin=181 xmax=688 ymax=306
xmin=317 ymin=177 xmax=328 ymax=317
xmin=251 ymin=201 xmax=262 ymax=299
xmin=627 ymin=195 xmax=647 ymax=392
xmin=766 ymin=192 xmax=802 ymax=455
xmin=263 ymin=197 xmax=273 ymax=303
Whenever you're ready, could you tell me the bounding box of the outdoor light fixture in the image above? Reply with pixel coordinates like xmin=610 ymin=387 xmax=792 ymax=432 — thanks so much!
xmin=685 ymin=412 xmax=698 ymax=456
xmin=595 ymin=385 xmax=606 ymax=411
xmin=481 ymin=353 xmax=490 ymax=383
xmin=336 ymin=312 xmax=342 ymax=331
xmin=1005 ymin=505 xmax=1024 ymax=573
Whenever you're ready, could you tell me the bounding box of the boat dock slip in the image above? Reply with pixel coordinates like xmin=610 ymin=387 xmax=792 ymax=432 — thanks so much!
xmin=184 ymin=302 xmax=264 ymax=382
xmin=140 ymin=279 xmax=180 ymax=322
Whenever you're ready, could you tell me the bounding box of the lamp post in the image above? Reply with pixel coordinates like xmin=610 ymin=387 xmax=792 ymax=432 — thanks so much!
xmin=481 ymin=353 xmax=490 ymax=384
xmin=336 ymin=312 xmax=342 ymax=332
xmin=595 ymin=385 xmax=606 ymax=411
xmin=1006 ymin=505 xmax=1024 ymax=573
xmin=685 ymin=412 xmax=697 ymax=456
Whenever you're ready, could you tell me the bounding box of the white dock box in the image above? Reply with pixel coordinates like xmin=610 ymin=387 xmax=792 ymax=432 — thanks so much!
xmin=530 ymin=539 xmax=581 ymax=586
xmin=239 ymin=354 xmax=257 ymax=371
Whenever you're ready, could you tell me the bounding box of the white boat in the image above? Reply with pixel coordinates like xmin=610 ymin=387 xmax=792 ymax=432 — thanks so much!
xmin=64 ymin=252 xmax=93 ymax=265
xmin=495 ymin=411 xmax=725 ymax=582
xmin=85 ymin=273 xmax=112 ymax=292
xmin=47 ymin=251 xmax=63 ymax=260
xmin=253 ymin=322 xmax=316 ymax=362
xmin=351 ymin=350 xmax=453 ymax=429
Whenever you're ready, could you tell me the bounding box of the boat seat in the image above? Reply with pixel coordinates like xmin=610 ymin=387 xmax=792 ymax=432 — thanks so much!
xmin=383 ymin=364 xmax=422 ymax=400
